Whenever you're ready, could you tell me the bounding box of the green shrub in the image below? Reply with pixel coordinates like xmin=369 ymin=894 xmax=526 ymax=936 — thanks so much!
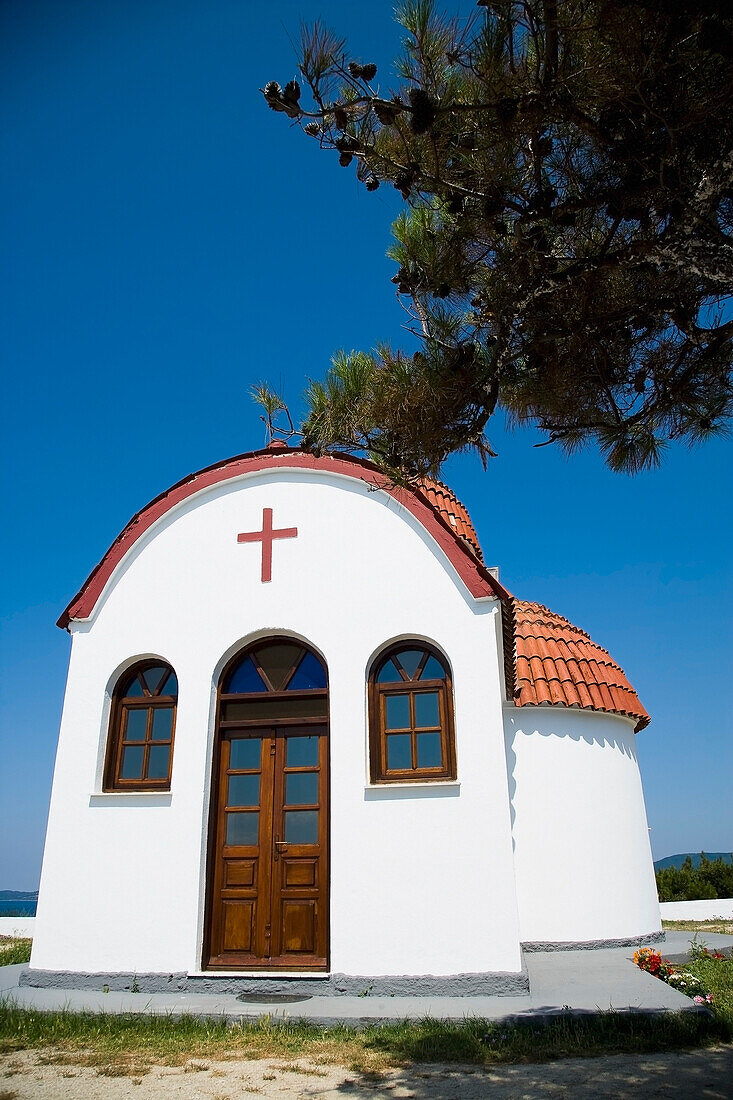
xmin=656 ymin=854 xmax=733 ymax=903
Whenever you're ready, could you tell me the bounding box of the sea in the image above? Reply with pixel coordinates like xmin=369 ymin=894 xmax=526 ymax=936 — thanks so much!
xmin=0 ymin=892 xmax=38 ymax=917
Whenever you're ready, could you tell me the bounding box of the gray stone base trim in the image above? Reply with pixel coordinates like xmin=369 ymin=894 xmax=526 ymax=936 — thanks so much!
xmin=522 ymin=930 xmax=665 ymax=952
xmin=20 ymin=967 xmax=529 ymax=998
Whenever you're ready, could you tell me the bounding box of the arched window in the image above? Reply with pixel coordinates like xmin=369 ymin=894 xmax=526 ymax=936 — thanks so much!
xmin=104 ymin=661 xmax=178 ymax=790
xmin=368 ymin=643 xmax=456 ymax=783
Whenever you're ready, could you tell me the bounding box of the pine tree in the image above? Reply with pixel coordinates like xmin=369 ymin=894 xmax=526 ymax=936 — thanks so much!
xmin=264 ymin=0 xmax=733 ymax=477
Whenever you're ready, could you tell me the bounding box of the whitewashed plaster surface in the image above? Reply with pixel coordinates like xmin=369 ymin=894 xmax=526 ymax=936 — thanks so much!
xmin=505 ymin=706 xmax=662 ymax=943
xmin=660 ymin=899 xmax=733 ymax=921
xmin=31 ymin=469 xmax=522 ymax=978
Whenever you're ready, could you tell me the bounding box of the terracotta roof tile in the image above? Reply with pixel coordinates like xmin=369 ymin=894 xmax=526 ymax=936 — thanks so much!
xmin=503 ymin=598 xmax=650 ymax=732
xmin=418 ymin=478 xmax=484 ymax=561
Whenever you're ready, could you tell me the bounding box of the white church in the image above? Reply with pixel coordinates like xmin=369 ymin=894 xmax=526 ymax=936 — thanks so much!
xmin=26 ymin=442 xmax=662 ymax=995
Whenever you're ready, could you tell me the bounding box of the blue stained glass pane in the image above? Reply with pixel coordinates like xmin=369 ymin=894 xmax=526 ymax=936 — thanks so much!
xmin=226 ymin=811 xmax=259 ymax=846
xmin=285 ymin=810 xmax=318 ymax=844
xmin=285 ymin=772 xmax=318 ymax=805
xmin=225 ymin=656 xmax=267 ymax=694
xmin=286 ymin=736 xmax=319 ymax=767
xmin=387 ymin=734 xmax=412 ymax=770
xmin=228 ymin=774 xmax=260 ymax=807
xmin=396 ymin=649 xmax=424 ymax=678
xmin=230 ymin=738 xmax=262 ymax=770
xmin=147 ymin=745 xmax=170 ymax=779
xmin=125 ymin=676 xmax=145 ymax=697
xmin=161 ymin=672 xmax=177 ymax=696
xmin=287 ymin=651 xmax=327 ymax=690
xmin=151 ymin=707 xmax=173 ymax=741
xmin=376 ymin=659 xmax=400 ymax=683
xmin=385 ymin=694 xmax=410 ymax=730
xmin=415 ymin=692 xmax=440 ymax=728
xmin=120 ymin=745 xmax=144 ymax=779
xmin=143 ymin=666 xmax=167 ymax=694
xmin=421 ymin=656 xmax=446 ymax=681
xmin=417 ymin=732 xmax=442 ymax=768
xmin=124 ymin=708 xmax=148 ymax=741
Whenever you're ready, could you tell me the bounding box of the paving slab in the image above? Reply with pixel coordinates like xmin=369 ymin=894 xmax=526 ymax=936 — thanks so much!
xmin=3 ymin=931 xmax=732 ymax=1026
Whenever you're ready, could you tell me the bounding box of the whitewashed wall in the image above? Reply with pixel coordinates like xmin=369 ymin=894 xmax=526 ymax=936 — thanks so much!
xmin=660 ymin=899 xmax=733 ymax=921
xmin=505 ymin=706 xmax=661 ymax=943
xmin=0 ymin=917 xmax=35 ymax=939
xmin=31 ymin=468 xmax=522 ymax=978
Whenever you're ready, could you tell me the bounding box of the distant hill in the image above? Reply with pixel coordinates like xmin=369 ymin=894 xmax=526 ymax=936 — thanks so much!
xmin=654 ymin=852 xmax=733 ymax=871
xmin=0 ymin=891 xmax=38 ymax=900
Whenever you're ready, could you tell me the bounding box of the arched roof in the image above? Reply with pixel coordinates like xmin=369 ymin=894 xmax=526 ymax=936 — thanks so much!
xmin=58 ymin=442 xmax=649 ymax=731
xmin=57 ymin=443 xmax=507 ymax=629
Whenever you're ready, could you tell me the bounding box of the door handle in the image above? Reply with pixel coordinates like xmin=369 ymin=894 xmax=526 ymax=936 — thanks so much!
xmin=274 ymin=837 xmax=288 ymax=861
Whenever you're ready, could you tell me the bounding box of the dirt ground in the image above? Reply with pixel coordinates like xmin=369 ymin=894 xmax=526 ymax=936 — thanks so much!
xmin=2 ymin=1045 xmax=733 ymax=1099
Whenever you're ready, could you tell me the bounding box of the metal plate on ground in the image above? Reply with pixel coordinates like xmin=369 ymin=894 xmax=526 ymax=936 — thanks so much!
xmin=237 ymin=993 xmax=312 ymax=1003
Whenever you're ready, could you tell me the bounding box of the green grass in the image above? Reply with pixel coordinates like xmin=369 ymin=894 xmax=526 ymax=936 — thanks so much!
xmin=0 ymin=939 xmax=31 ymax=966
xmin=683 ymin=955 xmax=733 ymax=1029
xmin=0 ymin=1002 xmax=729 ymax=1074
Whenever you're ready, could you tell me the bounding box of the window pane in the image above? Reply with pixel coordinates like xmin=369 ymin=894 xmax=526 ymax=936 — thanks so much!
xmin=285 ymin=772 xmax=318 ymax=805
xmin=254 ymin=643 xmax=303 ymax=691
xmin=151 ymin=707 xmax=173 ymax=741
xmin=386 ymin=734 xmax=412 ymax=771
xmin=143 ymin=666 xmax=167 ymax=694
xmin=224 ymin=655 xmax=266 ymax=694
xmin=229 ymin=738 xmax=261 ymax=770
xmin=120 ymin=745 xmax=144 ymax=779
xmin=286 ymin=736 xmax=319 ymax=768
xmin=396 ymin=649 xmax=424 ymax=679
xmin=417 ymin=732 xmax=443 ymax=769
xmin=376 ymin=658 xmax=401 ymax=683
xmin=124 ymin=708 xmax=148 ymax=742
xmin=415 ymin=692 xmax=440 ymax=728
xmin=284 ymin=810 xmax=318 ymax=844
xmin=421 ymin=655 xmax=446 ymax=681
xmin=228 ymin=774 xmax=260 ymax=807
xmin=385 ymin=694 xmax=410 ymax=730
xmin=223 ymin=695 xmax=327 ymax=721
xmin=287 ymin=651 xmax=327 ymax=690
xmin=161 ymin=671 xmax=178 ymax=696
xmin=124 ymin=675 xmax=145 ymax=697
xmin=147 ymin=744 xmax=170 ymax=780
xmin=226 ymin=811 xmax=259 ymax=846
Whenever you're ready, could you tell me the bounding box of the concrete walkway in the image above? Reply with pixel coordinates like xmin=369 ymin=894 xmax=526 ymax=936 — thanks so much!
xmin=2 ymin=931 xmax=731 ymax=1026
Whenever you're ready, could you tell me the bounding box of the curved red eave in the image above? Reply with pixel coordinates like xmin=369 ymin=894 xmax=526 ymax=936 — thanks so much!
xmin=57 ymin=445 xmax=509 ymax=629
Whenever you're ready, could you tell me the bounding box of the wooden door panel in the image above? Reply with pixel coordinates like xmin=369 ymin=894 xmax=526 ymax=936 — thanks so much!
xmin=222 ymin=900 xmax=255 ymax=953
xmin=281 ymin=901 xmax=317 ymax=954
xmin=224 ymin=859 xmax=256 ymax=887
xmin=283 ymin=858 xmax=317 ymax=887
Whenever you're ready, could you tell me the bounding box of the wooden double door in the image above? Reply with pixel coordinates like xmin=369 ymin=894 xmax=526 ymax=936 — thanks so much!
xmin=205 ymin=724 xmax=329 ymax=970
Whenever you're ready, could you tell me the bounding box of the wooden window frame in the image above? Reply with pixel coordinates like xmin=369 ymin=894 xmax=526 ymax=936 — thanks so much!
xmin=368 ymin=643 xmax=456 ymax=784
xmin=103 ymin=660 xmax=178 ymax=791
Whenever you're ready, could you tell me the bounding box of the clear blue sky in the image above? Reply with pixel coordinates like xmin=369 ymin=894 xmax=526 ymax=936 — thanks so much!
xmin=1 ymin=0 xmax=730 ymax=890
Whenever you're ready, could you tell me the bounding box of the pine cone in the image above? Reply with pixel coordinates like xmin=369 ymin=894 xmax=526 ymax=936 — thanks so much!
xmin=374 ymin=102 xmax=397 ymax=125
xmin=283 ymin=80 xmax=301 ymax=105
xmin=366 ymin=176 xmax=380 ymax=191
xmin=333 ymin=107 xmax=348 ymax=130
xmin=264 ymin=81 xmax=282 ymax=102
xmin=339 ymin=152 xmax=353 ymax=167
xmin=361 ymin=63 xmax=377 ymax=81
xmin=407 ymin=88 xmax=437 ymax=134
xmin=304 ymin=121 xmax=320 ymax=137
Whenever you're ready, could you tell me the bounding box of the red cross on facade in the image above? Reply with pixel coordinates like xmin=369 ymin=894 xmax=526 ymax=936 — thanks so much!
xmin=237 ymin=507 xmax=298 ymax=583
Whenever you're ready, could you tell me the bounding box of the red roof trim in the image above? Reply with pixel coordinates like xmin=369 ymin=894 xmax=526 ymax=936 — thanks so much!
xmin=57 ymin=446 xmax=509 ymax=629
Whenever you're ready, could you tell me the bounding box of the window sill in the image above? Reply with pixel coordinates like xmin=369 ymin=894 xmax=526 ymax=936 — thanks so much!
xmin=364 ymin=780 xmax=460 ymax=800
xmin=89 ymin=791 xmax=172 ymax=807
